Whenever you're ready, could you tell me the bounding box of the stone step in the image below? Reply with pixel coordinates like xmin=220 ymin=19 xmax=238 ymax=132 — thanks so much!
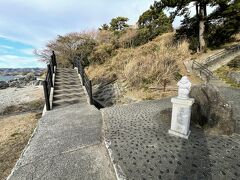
xmin=52 ymin=68 xmax=86 ymax=108
xmin=54 ymin=84 xmax=81 ymax=90
xmin=53 ymin=94 xmax=83 ymax=101
xmin=56 ymin=69 xmax=76 ymax=72
xmin=55 ymin=77 xmax=79 ymax=81
xmin=53 ymin=97 xmax=86 ymax=107
xmin=55 ymin=78 xmax=80 ymax=83
xmin=55 ymin=75 xmax=79 ymax=79
xmin=54 ymin=88 xmax=84 ymax=95
xmin=54 ymin=81 xmax=81 ymax=86
xmin=55 ymin=70 xmax=77 ymax=73
xmin=56 ymin=68 xmax=76 ymax=72
xmin=54 ymin=91 xmax=84 ymax=97
xmin=55 ymin=73 xmax=77 ymax=77
xmin=55 ymin=75 xmax=79 ymax=78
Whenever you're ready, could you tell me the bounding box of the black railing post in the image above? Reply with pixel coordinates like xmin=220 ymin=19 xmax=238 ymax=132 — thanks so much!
xmin=50 ymin=60 xmax=54 ymax=74
xmin=89 ymin=80 xmax=93 ymax=105
xmin=47 ymin=65 xmax=53 ymax=87
xmin=72 ymin=60 xmax=75 ymax=69
xmin=43 ymin=81 xmax=50 ymax=111
xmin=77 ymin=61 xmax=80 ymax=74
xmin=81 ymin=67 xmax=85 ymax=86
xmin=51 ymin=51 xmax=56 ymax=67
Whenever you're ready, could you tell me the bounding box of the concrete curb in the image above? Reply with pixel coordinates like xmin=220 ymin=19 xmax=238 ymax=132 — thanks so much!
xmin=101 ymin=109 xmax=126 ymax=180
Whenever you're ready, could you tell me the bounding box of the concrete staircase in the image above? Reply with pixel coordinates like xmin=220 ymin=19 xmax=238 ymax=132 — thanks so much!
xmin=192 ymin=44 xmax=240 ymax=86
xmin=209 ymin=76 xmax=229 ymax=87
xmin=53 ymin=68 xmax=86 ymax=108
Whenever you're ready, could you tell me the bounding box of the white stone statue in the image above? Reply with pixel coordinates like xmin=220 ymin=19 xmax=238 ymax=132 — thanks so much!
xmin=177 ymin=76 xmax=191 ymax=99
xmin=168 ymin=76 xmax=194 ymax=139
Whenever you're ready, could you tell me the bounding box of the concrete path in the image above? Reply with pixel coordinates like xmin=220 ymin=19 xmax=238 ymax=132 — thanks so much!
xmin=8 ymin=71 xmax=116 ymax=179
xmin=102 ymin=99 xmax=240 ymax=180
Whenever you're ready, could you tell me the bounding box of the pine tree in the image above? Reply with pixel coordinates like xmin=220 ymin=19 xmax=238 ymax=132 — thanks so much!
xmin=155 ymin=0 xmax=233 ymax=52
xmin=109 ymin=17 xmax=129 ymax=31
xmin=138 ymin=3 xmax=172 ymax=41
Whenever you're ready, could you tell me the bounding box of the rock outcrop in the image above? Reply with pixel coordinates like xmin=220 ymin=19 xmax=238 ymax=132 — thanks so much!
xmin=8 ymin=73 xmax=37 ymax=88
xmin=0 ymin=73 xmax=42 ymax=89
xmin=190 ymin=84 xmax=234 ymax=135
xmin=0 ymin=81 xmax=9 ymax=89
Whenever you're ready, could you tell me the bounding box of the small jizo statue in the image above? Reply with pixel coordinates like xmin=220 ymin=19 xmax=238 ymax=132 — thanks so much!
xmin=177 ymin=76 xmax=191 ymax=99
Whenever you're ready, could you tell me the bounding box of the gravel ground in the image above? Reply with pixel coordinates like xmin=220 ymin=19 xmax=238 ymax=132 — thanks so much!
xmin=0 ymin=86 xmax=43 ymax=114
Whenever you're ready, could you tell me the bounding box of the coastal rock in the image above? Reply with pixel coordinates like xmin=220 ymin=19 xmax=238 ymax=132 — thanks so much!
xmin=8 ymin=73 xmax=39 ymax=88
xmin=190 ymin=84 xmax=234 ymax=135
xmin=0 ymin=81 xmax=9 ymax=89
xmin=228 ymin=71 xmax=240 ymax=84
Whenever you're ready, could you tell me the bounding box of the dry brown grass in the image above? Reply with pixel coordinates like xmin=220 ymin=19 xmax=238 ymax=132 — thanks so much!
xmin=87 ymin=32 xmax=192 ymax=100
xmin=0 ymin=113 xmax=40 ymax=180
xmin=232 ymin=33 xmax=240 ymax=42
xmin=2 ymin=99 xmax=44 ymax=116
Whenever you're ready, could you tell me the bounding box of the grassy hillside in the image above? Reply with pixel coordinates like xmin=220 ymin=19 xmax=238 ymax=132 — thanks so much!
xmin=86 ymin=32 xmax=198 ymax=100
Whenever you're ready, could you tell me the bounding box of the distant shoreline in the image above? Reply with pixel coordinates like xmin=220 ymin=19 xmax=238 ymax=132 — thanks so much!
xmin=0 ymin=68 xmax=45 ymax=79
xmin=0 ymin=75 xmax=22 ymax=82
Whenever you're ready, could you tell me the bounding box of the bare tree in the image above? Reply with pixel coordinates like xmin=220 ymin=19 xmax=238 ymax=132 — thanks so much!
xmin=156 ymin=58 xmax=178 ymax=92
xmin=35 ymin=32 xmax=96 ymax=67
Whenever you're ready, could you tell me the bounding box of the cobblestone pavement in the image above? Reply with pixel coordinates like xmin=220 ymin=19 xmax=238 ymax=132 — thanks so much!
xmin=102 ymin=98 xmax=240 ymax=180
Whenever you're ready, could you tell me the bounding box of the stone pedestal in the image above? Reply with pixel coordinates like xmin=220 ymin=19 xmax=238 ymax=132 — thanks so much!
xmin=169 ymin=97 xmax=194 ymax=139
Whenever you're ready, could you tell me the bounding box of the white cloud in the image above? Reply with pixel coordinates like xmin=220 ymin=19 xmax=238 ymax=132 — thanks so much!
xmin=0 ymin=55 xmax=45 ymax=68
xmin=0 ymin=0 xmax=155 ymax=49
xmin=19 ymin=49 xmax=34 ymax=56
xmin=0 ymin=45 xmax=13 ymax=49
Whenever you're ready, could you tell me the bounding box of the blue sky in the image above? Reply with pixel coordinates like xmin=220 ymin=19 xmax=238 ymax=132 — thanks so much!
xmin=0 ymin=0 xmax=159 ymax=68
xmin=0 ymin=0 xmax=212 ymax=68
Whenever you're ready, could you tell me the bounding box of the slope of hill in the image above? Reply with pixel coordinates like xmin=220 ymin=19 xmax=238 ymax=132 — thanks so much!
xmin=86 ymin=32 xmax=200 ymax=100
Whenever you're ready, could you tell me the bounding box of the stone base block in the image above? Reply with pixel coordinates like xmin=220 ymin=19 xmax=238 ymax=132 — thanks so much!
xmin=168 ymin=129 xmax=191 ymax=139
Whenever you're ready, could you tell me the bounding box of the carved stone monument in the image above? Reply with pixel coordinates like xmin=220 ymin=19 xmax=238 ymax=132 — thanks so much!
xmin=168 ymin=76 xmax=194 ymax=139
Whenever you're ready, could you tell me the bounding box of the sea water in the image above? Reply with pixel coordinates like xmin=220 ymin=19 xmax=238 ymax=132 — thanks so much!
xmin=0 ymin=76 xmax=21 ymax=81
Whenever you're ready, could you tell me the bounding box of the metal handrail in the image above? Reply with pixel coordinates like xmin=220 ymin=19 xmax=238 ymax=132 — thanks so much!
xmin=205 ymin=44 xmax=240 ymax=65
xmin=74 ymin=58 xmax=93 ymax=105
xmin=192 ymin=60 xmax=213 ymax=82
xmin=43 ymin=51 xmax=56 ymax=111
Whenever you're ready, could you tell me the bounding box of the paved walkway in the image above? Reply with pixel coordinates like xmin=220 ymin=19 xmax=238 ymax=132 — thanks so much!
xmin=7 ymin=67 xmax=240 ymax=179
xmin=102 ymin=98 xmax=240 ymax=180
xmin=8 ymin=81 xmax=116 ymax=179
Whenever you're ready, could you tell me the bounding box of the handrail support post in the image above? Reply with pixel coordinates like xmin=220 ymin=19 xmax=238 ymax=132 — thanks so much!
xmin=43 ymin=81 xmax=50 ymax=111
